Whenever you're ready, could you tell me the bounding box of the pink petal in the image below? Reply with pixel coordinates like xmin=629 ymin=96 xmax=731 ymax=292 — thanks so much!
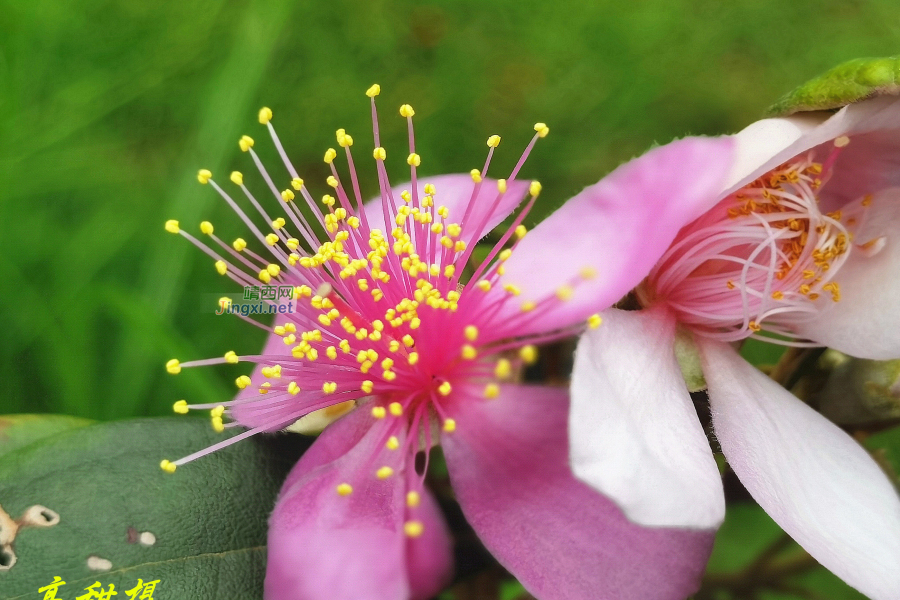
xmin=363 ymin=173 xmax=530 ymax=247
xmin=265 ymin=407 xmax=452 ymax=600
xmin=792 ymin=188 xmax=900 ymax=359
xmin=496 ymin=136 xmax=735 ymax=335
xmin=570 ymin=307 xmax=725 ymax=529
xmin=700 ymin=340 xmax=900 ymax=600
xmin=231 ymin=313 xmax=296 ymax=430
xmin=441 ymin=383 xmax=714 ymax=600
xmin=724 ymin=96 xmax=900 ymax=198
xmin=404 ymin=468 xmax=454 ymax=600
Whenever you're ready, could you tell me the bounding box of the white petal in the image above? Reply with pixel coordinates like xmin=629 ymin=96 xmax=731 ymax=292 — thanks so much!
xmin=701 ymin=340 xmax=900 ymax=600
xmin=569 ymin=307 xmax=725 ymax=529
xmin=724 ymin=96 xmax=900 ymax=196
xmin=793 ymin=188 xmax=900 ymax=360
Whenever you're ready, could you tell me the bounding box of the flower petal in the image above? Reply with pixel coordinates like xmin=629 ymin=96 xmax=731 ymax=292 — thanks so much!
xmin=700 ymin=340 xmax=900 ymax=600
xmin=230 ymin=313 xmax=297 ymax=430
xmin=496 ymin=136 xmax=735 ymax=334
xmin=404 ymin=468 xmax=454 ymax=600
xmin=441 ymin=384 xmax=714 ymax=600
xmin=570 ymin=307 xmax=725 ymax=529
xmin=265 ymin=407 xmax=452 ymax=600
xmin=792 ymin=188 xmax=900 ymax=360
xmin=724 ymin=96 xmax=900 ymax=197
xmin=363 ymin=173 xmax=530 ymax=247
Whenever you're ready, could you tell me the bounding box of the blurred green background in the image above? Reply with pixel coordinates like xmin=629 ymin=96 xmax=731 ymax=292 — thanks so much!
xmin=1 ymin=1 xmax=899 ymax=599
xmin=1 ymin=0 xmax=898 ymax=420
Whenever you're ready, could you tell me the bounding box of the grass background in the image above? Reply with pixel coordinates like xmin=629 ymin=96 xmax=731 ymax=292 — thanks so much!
xmin=1 ymin=1 xmax=898 ymax=598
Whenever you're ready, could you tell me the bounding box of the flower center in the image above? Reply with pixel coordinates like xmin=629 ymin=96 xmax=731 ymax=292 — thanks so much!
xmin=643 ymin=137 xmax=872 ymax=343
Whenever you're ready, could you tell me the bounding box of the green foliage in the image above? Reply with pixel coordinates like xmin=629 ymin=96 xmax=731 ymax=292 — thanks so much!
xmin=0 ymin=416 xmax=309 ymax=599
xmin=0 ymin=414 xmax=93 ymax=456
xmin=769 ymin=56 xmax=900 ymax=116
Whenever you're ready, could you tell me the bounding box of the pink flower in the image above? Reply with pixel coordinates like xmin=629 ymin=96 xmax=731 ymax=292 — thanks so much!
xmin=163 ymin=87 xmax=735 ymax=600
xmin=570 ymin=96 xmax=900 ymax=599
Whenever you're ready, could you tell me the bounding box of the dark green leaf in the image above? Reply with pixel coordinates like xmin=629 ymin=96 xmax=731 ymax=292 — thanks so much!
xmin=768 ymin=56 xmax=900 ymax=116
xmin=0 ymin=414 xmax=93 ymax=458
xmin=0 ymin=417 xmax=309 ymax=600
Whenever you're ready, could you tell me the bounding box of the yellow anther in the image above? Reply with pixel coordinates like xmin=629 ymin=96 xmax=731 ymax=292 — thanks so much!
xmin=197 ymin=169 xmax=212 ymax=184
xmin=515 ymin=225 xmax=527 ymax=239
xmin=323 ymin=147 xmax=338 ymax=164
xmin=470 ymin=169 xmax=483 ymax=183
xmin=366 ymin=84 xmax=381 ymax=97
xmin=438 ymin=382 xmax=452 ymax=396
xmin=267 ymin=262 xmax=282 ymax=276
xmin=404 ymin=521 xmax=424 ymax=537
xmin=286 ymin=238 xmax=299 ymax=251
xmin=399 ymin=104 xmax=415 ymax=117
xmin=533 ymin=122 xmax=550 ymax=137
xmin=431 ymin=223 xmax=444 ymax=234
xmin=587 ymin=314 xmax=603 ymax=329
xmin=326 ymin=346 xmax=337 ymax=361
xmin=772 ymin=291 xmax=784 ymax=300
xmin=372 ymin=406 xmax=386 ymax=419
xmin=199 ymin=221 xmax=214 ymax=235
xmin=235 ymin=375 xmax=252 ymax=389
xmin=224 ymin=351 xmax=239 ymax=364
xmin=321 ymin=194 xmax=336 ymax=207
xmin=484 ymin=383 xmax=500 ymax=399
xmin=454 ymin=241 xmax=466 ymax=252
xmin=487 ymin=135 xmax=501 ymax=148
xmin=287 ymin=381 xmax=301 ymax=395
xmin=476 ymin=280 xmax=491 ymax=292
xmin=219 ymin=297 xmax=233 ymax=311
xmin=173 ymin=400 xmax=189 ymax=414
xmin=258 ymin=107 xmax=273 ymax=124
xmin=495 ymin=359 xmax=512 ymax=379
xmin=443 ymin=265 xmax=455 ymax=278
xmin=272 ymin=217 xmax=286 ymax=229
xmin=386 ymin=436 xmax=400 ymax=450
xmin=748 ymin=321 xmax=762 ymax=332
xmin=322 ymin=382 xmax=337 ymax=394
xmin=230 ymin=171 xmax=244 ymax=186
xmin=464 ymin=325 xmax=479 ymax=341
xmin=211 ymin=417 xmax=225 ymax=433
xmin=160 ymin=459 xmax=177 ymax=473
xmin=339 ymin=133 xmax=353 ymax=147
xmin=407 ymin=352 xmax=419 ymax=365
xmin=442 ymin=418 xmax=456 ymax=433
xmin=497 ymin=179 xmax=507 ymax=194
xmin=402 ymin=334 xmax=415 ymax=347
xmin=389 ymin=402 xmax=403 ymax=416
xmin=232 ymin=238 xmax=247 ymax=252
xmin=209 ymin=405 xmax=225 ymax=418
xmin=423 ymin=183 xmax=436 ymax=195
xmin=381 ymin=358 xmax=395 ymax=370
xmin=373 ymin=147 xmax=387 ymax=161
xmin=504 ymin=284 xmax=521 ymax=296
xmin=165 ymin=220 xmax=180 ymax=234
xmin=834 ymin=135 xmax=850 ymax=148
xmin=429 ymin=264 xmax=440 ymax=277
xmin=519 ymin=345 xmax=538 ymax=364
xmin=318 ymin=314 xmax=332 ymax=327
xmin=406 ymin=491 xmax=421 ymax=508
xmin=461 ymin=344 xmax=477 ymax=360
xmin=265 ymin=233 xmax=279 ymax=246
xmin=239 ymin=135 xmax=255 ymax=152
xmin=166 ymin=359 xmax=181 ymax=374
xmin=258 ymin=269 xmax=271 ymax=283
xmin=361 ymin=380 xmax=374 ymax=393
xmin=376 ymin=466 xmax=394 ymax=479
xmin=291 ymin=178 xmax=304 ymax=190
xmin=407 ymin=153 xmax=421 ymax=166
xmin=336 ymin=483 xmax=353 ymax=496
xmin=498 ymin=249 xmax=512 ymax=262
xmin=409 ymin=317 xmax=421 ymax=329
xmin=520 ymin=301 xmax=536 ymax=312
xmin=556 ymin=286 xmax=574 ymax=301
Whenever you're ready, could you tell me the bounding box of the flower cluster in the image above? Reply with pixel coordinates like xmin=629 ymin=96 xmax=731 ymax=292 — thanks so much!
xmin=163 ymin=85 xmax=733 ymax=600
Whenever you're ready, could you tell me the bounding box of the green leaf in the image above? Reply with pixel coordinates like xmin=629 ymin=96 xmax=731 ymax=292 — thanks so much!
xmin=768 ymin=55 xmax=900 ymax=116
xmin=0 ymin=414 xmax=93 ymax=458
xmin=0 ymin=417 xmax=310 ymax=600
